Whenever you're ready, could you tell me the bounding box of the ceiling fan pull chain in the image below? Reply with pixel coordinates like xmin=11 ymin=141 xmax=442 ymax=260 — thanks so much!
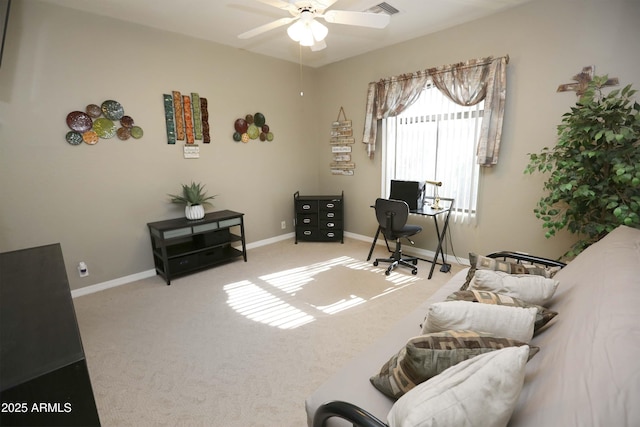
xmin=299 ymin=44 xmax=304 ymax=97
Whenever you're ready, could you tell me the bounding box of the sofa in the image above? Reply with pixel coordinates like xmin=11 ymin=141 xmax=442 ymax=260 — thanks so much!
xmin=305 ymin=225 xmax=640 ymax=426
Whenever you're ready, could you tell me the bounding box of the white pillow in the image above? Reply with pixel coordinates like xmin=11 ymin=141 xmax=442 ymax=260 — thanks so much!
xmin=421 ymin=301 xmax=536 ymax=343
xmin=387 ymin=345 xmax=530 ymax=427
xmin=471 ymin=270 xmax=560 ymax=306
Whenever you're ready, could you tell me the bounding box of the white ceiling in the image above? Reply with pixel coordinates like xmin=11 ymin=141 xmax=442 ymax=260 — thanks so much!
xmin=40 ymin=0 xmax=532 ymax=68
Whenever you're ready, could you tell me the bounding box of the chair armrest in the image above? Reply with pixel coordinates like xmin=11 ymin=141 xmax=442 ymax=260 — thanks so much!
xmin=313 ymin=401 xmax=388 ymax=427
xmin=486 ymin=251 xmax=566 ymax=269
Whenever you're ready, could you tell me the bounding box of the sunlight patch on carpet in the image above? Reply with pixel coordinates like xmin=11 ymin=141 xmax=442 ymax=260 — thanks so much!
xmin=223 ymin=256 xmax=422 ymax=329
xmin=224 ymin=280 xmax=315 ymax=329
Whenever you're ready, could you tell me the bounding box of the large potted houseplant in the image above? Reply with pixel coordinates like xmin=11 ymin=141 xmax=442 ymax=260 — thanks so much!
xmin=525 ymin=75 xmax=640 ymax=258
xmin=168 ymin=181 xmax=216 ymax=220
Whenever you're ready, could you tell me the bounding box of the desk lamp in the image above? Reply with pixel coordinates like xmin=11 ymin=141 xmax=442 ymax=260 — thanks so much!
xmin=425 ymin=180 xmax=443 ymax=210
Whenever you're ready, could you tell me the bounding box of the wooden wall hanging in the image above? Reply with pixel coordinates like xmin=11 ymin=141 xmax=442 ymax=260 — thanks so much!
xmin=557 ymin=66 xmax=619 ymax=96
xmin=330 ymin=107 xmax=355 ymax=176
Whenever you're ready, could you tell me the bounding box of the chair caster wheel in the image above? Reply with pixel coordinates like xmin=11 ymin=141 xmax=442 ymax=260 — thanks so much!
xmin=412 ymin=269 xmax=417 ymax=275
xmin=413 ymin=259 xmax=418 ymax=265
xmin=385 ymin=270 xmax=391 ymax=276
xmin=373 ymin=261 xmax=379 ymax=266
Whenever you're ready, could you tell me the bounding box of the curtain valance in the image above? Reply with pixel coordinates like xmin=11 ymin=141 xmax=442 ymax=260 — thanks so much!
xmin=362 ymin=55 xmax=508 ymax=166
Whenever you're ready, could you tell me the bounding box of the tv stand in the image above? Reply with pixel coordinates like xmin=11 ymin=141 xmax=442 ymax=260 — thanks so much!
xmin=147 ymin=210 xmax=247 ymax=285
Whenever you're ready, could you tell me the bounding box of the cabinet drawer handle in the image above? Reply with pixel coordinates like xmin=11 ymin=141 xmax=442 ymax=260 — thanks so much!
xmin=304 ymin=230 xmax=312 ymax=236
xmin=326 ymin=203 xmax=335 ymax=208
xmin=303 ymin=218 xmax=311 ymax=224
xmin=327 ymin=232 xmax=335 ymax=238
xmin=303 ymin=204 xmax=311 ymax=210
xmin=327 ymin=213 xmax=335 ymax=218
xmin=327 ymin=223 xmax=335 ymax=228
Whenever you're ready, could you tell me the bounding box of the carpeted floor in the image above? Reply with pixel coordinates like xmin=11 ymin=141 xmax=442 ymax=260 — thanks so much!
xmin=73 ymin=237 xmax=461 ymax=426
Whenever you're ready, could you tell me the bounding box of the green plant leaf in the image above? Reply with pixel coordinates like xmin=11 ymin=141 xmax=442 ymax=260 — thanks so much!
xmin=524 ymin=75 xmax=640 ymax=258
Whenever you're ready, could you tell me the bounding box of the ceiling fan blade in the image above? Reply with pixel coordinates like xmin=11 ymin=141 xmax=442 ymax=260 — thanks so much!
xmin=322 ymin=10 xmax=391 ymax=29
xmin=254 ymin=0 xmax=298 ymax=13
xmin=310 ymin=39 xmax=327 ymax=51
xmin=313 ymin=0 xmax=339 ymax=11
xmin=238 ymin=17 xmax=296 ymax=39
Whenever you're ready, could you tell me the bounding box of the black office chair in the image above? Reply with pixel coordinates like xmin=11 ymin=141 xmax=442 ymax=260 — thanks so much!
xmin=373 ymin=198 xmax=422 ymax=276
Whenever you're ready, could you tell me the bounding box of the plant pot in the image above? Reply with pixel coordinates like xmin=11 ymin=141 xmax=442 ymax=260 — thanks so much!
xmin=185 ymin=204 xmax=205 ymax=220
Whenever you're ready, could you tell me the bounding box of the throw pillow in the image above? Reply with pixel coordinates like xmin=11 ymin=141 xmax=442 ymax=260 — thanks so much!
xmin=460 ymin=253 xmax=529 ymax=290
xmin=421 ymin=301 xmax=537 ymax=343
xmin=446 ymin=290 xmax=558 ymax=333
xmin=470 ymin=270 xmax=560 ymax=306
xmin=370 ymin=330 xmax=538 ymax=400
xmin=460 ymin=253 xmax=562 ymax=291
xmin=387 ymin=345 xmax=530 ymax=427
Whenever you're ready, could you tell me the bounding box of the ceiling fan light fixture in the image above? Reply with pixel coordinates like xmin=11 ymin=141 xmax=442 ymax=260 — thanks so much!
xmin=286 ymin=21 xmax=304 ymax=42
xmin=287 ymin=10 xmax=328 ymax=47
xmin=310 ymin=19 xmax=328 ymax=42
xmin=299 ymin=29 xmax=315 ymax=46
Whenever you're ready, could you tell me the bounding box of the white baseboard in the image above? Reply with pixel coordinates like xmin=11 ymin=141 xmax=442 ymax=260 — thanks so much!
xmin=71 ymin=269 xmax=157 ymax=298
xmin=71 ymin=232 xmax=296 ymax=299
xmin=246 ymin=232 xmax=294 ymax=249
xmin=71 ymin=231 xmax=467 ymax=299
xmin=345 ymin=231 xmax=469 ymax=266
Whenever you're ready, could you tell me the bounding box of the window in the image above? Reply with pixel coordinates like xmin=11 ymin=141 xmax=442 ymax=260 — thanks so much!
xmin=382 ymin=84 xmax=483 ymax=223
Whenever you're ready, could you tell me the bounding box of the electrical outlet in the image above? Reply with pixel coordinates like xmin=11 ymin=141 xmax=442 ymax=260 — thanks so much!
xmin=281 ymin=220 xmax=286 ymax=229
xmin=78 ymin=262 xmax=89 ymax=277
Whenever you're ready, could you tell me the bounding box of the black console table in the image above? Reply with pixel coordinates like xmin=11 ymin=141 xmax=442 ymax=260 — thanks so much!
xmin=147 ymin=210 xmax=247 ymax=285
xmin=0 ymin=244 xmax=100 ymax=427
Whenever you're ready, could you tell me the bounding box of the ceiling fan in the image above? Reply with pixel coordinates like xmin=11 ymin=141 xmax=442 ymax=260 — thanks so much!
xmin=238 ymin=0 xmax=391 ymax=51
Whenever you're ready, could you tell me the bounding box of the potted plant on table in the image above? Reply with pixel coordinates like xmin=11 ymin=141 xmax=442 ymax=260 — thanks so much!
xmin=168 ymin=181 xmax=216 ymax=220
xmin=525 ymin=75 xmax=640 ymax=259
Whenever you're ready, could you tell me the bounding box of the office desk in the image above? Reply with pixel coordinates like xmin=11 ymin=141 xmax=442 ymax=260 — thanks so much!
xmin=367 ymin=197 xmax=453 ymax=279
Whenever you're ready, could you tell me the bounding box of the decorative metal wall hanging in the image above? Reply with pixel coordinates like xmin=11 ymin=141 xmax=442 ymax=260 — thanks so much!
xmin=232 ymin=112 xmax=273 ymax=143
xmin=163 ymin=91 xmax=211 ymax=145
xmin=65 ymin=100 xmax=143 ymax=146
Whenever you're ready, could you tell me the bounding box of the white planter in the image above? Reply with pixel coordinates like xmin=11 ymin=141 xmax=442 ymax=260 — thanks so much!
xmin=185 ymin=204 xmax=205 ymax=220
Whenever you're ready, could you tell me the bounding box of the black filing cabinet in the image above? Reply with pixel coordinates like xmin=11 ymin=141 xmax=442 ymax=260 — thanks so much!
xmin=294 ymin=191 xmax=344 ymax=243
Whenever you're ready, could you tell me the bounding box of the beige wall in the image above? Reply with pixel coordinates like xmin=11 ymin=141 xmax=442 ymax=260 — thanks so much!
xmin=316 ymin=0 xmax=640 ymax=261
xmin=0 ymin=0 xmax=321 ymax=289
xmin=0 ymin=0 xmax=638 ymax=290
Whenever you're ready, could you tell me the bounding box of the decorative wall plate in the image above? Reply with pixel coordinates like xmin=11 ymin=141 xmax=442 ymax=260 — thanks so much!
xmin=82 ymin=130 xmax=99 ymax=145
xmin=86 ymin=104 xmax=102 ymax=118
xmin=120 ymin=115 xmax=134 ymax=128
xmin=117 ymin=127 xmax=131 ymax=140
xmin=66 ymin=111 xmax=93 ymax=132
xmin=93 ymin=118 xmax=116 ymax=139
xmin=101 ymin=100 xmax=124 ymax=120
xmin=66 ymin=131 xmax=83 ymax=145
xmin=130 ymin=126 xmax=144 ymax=139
